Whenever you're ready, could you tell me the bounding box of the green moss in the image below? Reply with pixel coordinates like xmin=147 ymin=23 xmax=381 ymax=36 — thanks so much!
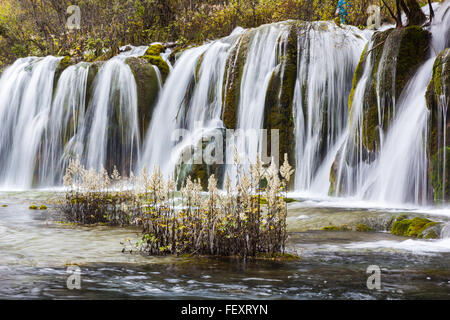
xmin=53 ymin=56 xmax=74 ymax=92
xmin=222 ymin=31 xmax=252 ymax=129
xmin=423 ymin=229 xmax=439 ymax=239
xmin=195 ymin=53 xmax=204 ymax=82
xmin=141 ymin=55 xmax=170 ymax=80
xmin=395 ymin=26 xmax=431 ymax=92
xmin=263 ymin=25 xmax=298 ymax=178
xmin=357 ymin=27 xmax=431 ymax=152
xmin=85 ymin=62 xmax=101 ymax=108
xmin=40 ymin=205 xmax=47 ymax=210
xmin=391 ymin=217 xmax=438 ymax=238
xmin=145 ymin=44 xmax=165 ymax=56
xmin=430 ymin=147 xmax=450 ymax=202
xmin=356 ymin=224 xmax=373 ymax=232
xmin=175 ymin=133 xmax=226 ymax=190
xmin=348 ymin=44 xmax=368 ymax=111
xmin=426 ymin=49 xmax=449 ymax=203
xmin=255 ymin=252 xmax=301 ymax=261
xmin=1 ymin=204 xmax=7 ymax=207
xmin=29 ymin=205 xmax=38 ymax=210
xmin=322 ymin=225 xmax=350 ymax=231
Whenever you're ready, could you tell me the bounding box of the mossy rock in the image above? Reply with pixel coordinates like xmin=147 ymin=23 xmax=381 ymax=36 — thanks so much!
xmin=195 ymin=53 xmax=205 ymax=82
xmin=141 ymin=55 xmax=170 ymax=81
xmin=29 ymin=205 xmax=38 ymax=210
xmin=145 ymin=44 xmax=165 ymax=56
xmin=168 ymin=45 xmax=188 ymax=65
xmin=53 ymin=56 xmax=75 ymax=92
xmin=430 ymin=147 xmax=450 ymax=202
xmin=348 ymin=44 xmax=368 ymax=110
xmin=426 ymin=49 xmax=450 ymax=203
xmin=1 ymin=204 xmax=7 ymax=207
xmin=322 ymin=224 xmax=350 ymax=231
xmin=222 ymin=30 xmax=252 ymax=129
xmin=356 ymin=224 xmax=373 ymax=232
xmin=263 ymin=25 xmax=298 ymax=183
xmin=126 ymin=57 xmax=162 ymax=138
xmin=391 ymin=217 xmax=440 ymax=238
xmin=85 ymin=62 xmax=102 ymax=109
xmin=40 ymin=205 xmax=47 ymax=210
xmin=351 ymin=27 xmax=431 ymax=152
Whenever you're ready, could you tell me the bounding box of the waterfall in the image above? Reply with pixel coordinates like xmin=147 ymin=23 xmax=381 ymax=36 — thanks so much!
xmin=0 ymin=3 xmax=448 ymax=208
xmin=0 ymin=46 xmax=147 ymax=188
xmin=293 ymin=22 xmax=369 ymax=194
xmin=84 ymin=46 xmax=147 ymax=174
xmin=139 ymin=28 xmax=245 ymax=177
xmin=139 ymin=21 xmax=369 ymax=189
xmin=334 ymin=2 xmax=450 ymax=205
xmin=0 ymin=56 xmax=61 ymax=189
xmin=40 ymin=63 xmax=90 ymax=185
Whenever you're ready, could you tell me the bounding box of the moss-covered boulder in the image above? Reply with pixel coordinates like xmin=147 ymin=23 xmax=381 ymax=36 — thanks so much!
xmin=145 ymin=43 xmax=165 ymax=56
xmin=85 ymin=61 xmax=102 ymax=109
xmin=139 ymin=44 xmax=170 ymax=81
xmin=125 ymin=57 xmax=162 ymax=138
xmin=263 ymin=24 xmax=298 ymax=180
xmin=222 ymin=31 xmax=252 ymax=129
xmin=391 ymin=216 xmax=440 ymax=239
xmin=53 ymin=56 xmax=75 ymax=92
xmin=426 ymin=49 xmax=450 ymax=203
xmin=350 ymin=26 xmax=431 ymax=152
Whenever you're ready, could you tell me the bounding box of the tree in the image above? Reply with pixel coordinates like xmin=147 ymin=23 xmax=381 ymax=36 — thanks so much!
xmin=381 ymin=0 xmax=434 ymax=28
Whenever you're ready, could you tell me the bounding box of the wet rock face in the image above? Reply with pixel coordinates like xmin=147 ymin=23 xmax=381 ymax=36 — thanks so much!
xmin=426 ymin=48 xmax=450 ymax=203
xmin=126 ymin=57 xmax=162 ymax=138
xmin=85 ymin=61 xmax=102 ymax=110
xmin=351 ymin=26 xmax=431 ymax=153
xmin=264 ymin=25 xmax=298 ymax=176
xmin=53 ymin=56 xmax=76 ymax=93
xmin=222 ymin=30 xmax=252 ymax=130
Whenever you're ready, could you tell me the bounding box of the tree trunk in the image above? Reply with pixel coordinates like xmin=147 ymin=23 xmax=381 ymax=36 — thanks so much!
xmin=403 ymin=0 xmax=426 ymax=25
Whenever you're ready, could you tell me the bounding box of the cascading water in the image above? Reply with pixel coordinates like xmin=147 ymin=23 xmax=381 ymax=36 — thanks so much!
xmin=85 ymin=46 xmax=147 ymax=174
xmin=293 ymin=22 xmax=370 ymax=194
xmin=0 ymin=56 xmax=62 ymax=189
xmin=139 ymin=28 xmax=245 ymax=177
xmin=0 ymin=3 xmax=447 ymax=208
xmin=0 ymin=46 xmax=148 ymax=188
xmin=139 ymin=21 xmax=369 ymax=190
xmin=39 ymin=63 xmax=90 ymax=185
xmin=231 ymin=23 xmax=291 ymax=166
xmin=333 ymin=2 xmax=450 ymax=206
